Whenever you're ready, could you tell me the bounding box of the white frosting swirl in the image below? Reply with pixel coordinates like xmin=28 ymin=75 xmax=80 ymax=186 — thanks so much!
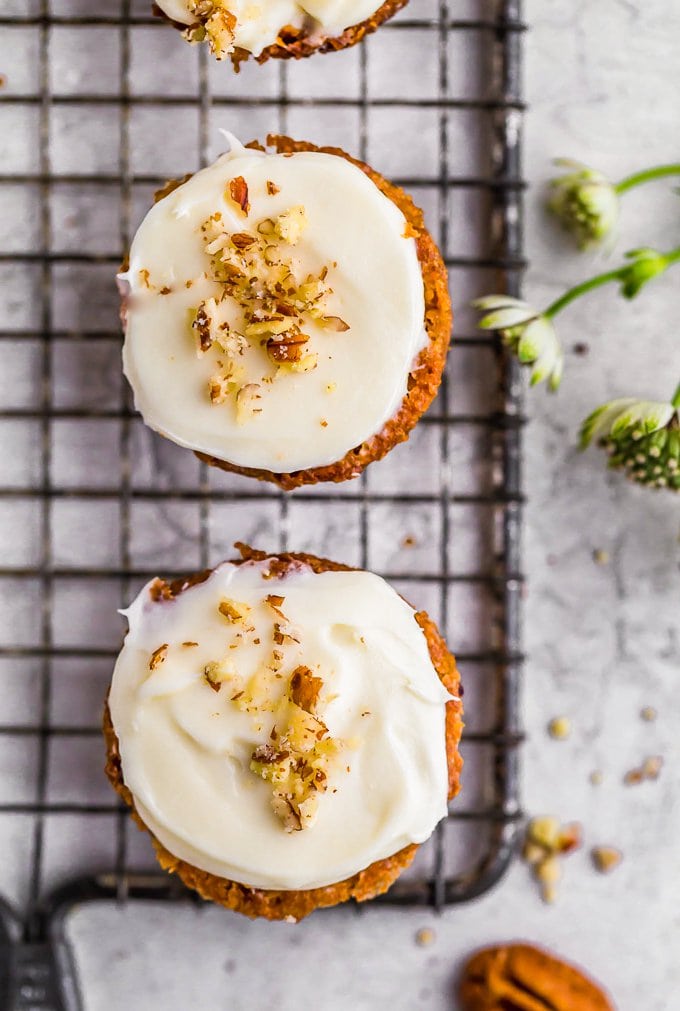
xmin=109 ymin=559 xmax=451 ymax=891
xmin=155 ymin=1 xmax=386 ymax=54
xmin=120 ymin=134 xmax=427 ymax=474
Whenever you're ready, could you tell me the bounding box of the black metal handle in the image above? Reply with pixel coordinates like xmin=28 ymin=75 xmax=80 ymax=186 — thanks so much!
xmin=5 ymin=944 xmax=66 ymax=1011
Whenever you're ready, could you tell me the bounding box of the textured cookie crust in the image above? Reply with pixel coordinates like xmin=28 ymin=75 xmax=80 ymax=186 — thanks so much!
xmin=104 ymin=545 xmax=464 ymax=921
xmin=192 ymin=134 xmax=453 ymax=488
xmin=152 ymin=1 xmax=409 ymax=68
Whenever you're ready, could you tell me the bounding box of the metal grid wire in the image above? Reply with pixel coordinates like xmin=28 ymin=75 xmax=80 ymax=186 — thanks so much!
xmin=0 ymin=0 xmax=525 ymax=964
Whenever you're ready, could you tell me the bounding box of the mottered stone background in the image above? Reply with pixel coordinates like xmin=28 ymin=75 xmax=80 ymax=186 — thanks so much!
xmin=0 ymin=1 xmax=678 ymax=1009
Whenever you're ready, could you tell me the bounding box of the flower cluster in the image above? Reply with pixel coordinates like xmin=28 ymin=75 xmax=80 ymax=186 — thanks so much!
xmin=472 ymin=296 xmax=563 ymax=390
xmin=580 ymin=395 xmax=680 ymax=491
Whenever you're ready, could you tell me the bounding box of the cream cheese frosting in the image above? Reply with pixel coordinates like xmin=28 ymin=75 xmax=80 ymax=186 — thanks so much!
xmin=155 ymin=1 xmax=386 ymax=56
xmin=119 ymin=134 xmax=427 ymax=475
xmin=108 ymin=559 xmax=452 ymax=891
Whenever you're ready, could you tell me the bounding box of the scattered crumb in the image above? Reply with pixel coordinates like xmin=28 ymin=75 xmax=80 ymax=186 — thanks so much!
xmin=522 ymin=817 xmax=582 ymax=904
xmin=415 ymin=927 xmax=436 ymax=947
xmin=320 ymin=418 xmax=328 ymax=428
xmin=547 ymin=716 xmax=571 ymax=740
xmin=640 ymin=706 xmax=657 ymax=723
xmin=592 ymin=548 xmax=610 ymax=565
xmin=589 ymin=770 xmax=604 ymax=786
xmin=591 ymin=846 xmax=623 ymax=874
xmin=0 ymin=74 xmax=6 ymax=89
xmin=284 ymin=915 xmax=297 ymax=924
xmin=624 ymin=755 xmax=663 ymax=785
xmin=572 ymin=342 xmax=589 ymax=356
xmin=402 ymin=535 xmax=417 ymax=549
xmin=642 ymin=755 xmax=663 ymax=779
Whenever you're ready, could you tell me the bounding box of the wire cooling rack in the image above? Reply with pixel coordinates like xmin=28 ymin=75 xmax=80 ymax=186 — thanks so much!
xmin=0 ymin=1 xmax=525 ymax=1006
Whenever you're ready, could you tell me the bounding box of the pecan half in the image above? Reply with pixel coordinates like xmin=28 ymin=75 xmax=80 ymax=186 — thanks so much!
xmin=459 ymin=943 xmax=615 ymax=1011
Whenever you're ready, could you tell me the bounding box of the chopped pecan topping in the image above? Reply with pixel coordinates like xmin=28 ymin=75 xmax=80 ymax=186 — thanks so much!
xmin=266 ymin=180 xmax=280 ymax=196
xmin=192 ymin=302 xmax=213 ymax=353
xmin=184 ymin=1 xmax=237 ymax=60
xmin=273 ymin=621 xmax=300 ymax=646
xmin=236 ymin=383 xmax=262 ymax=423
xmin=252 ymin=744 xmax=290 ymax=765
xmin=149 ymin=644 xmax=168 ymax=670
xmin=289 ymin=666 xmax=323 ymax=715
xmin=320 ymin=315 xmax=350 ymax=332
xmin=242 ymin=662 xmax=355 ymax=833
xmin=230 ymin=232 xmax=256 ymax=250
xmin=218 ymin=598 xmax=251 ymax=624
xmin=228 ymin=175 xmax=250 ymax=214
xmin=275 ymin=205 xmax=307 ymax=245
xmin=266 ymin=329 xmax=309 ymax=363
xmin=271 ymin=794 xmax=302 ymax=833
xmin=264 ymin=594 xmax=286 ymax=618
xmin=203 ymin=658 xmax=238 ymax=693
xmin=149 ymin=578 xmax=173 ymax=602
xmin=191 ymin=201 xmax=347 ymax=412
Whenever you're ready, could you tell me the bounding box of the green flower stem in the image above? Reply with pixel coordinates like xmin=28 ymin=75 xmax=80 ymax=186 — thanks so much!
xmin=671 ymin=382 xmax=680 ymax=410
xmin=544 ymin=270 xmax=623 ymax=318
xmin=615 ymin=163 xmax=680 ymax=195
xmin=545 ymin=247 xmax=680 ymax=319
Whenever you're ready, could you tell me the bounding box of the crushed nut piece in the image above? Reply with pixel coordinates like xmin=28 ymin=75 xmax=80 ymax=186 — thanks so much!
xmin=182 ymin=641 xmax=199 ymax=648
xmin=228 ymin=175 xmax=250 ymax=214
xmin=264 ymin=594 xmax=286 ymax=618
xmin=415 ymin=928 xmax=436 ymax=947
xmin=273 ymin=621 xmax=300 ymax=646
xmin=218 ymin=598 xmax=251 ymax=624
xmin=236 ymin=383 xmax=262 ymax=423
xmin=591 ymin=846 xmax=623 ymax=874
xmin=204 ymin=658 xmax=238 ymax=693
xmin=592 ymin=548 xmax=610 ymax=565
xmin=266 ymin=180 xmax=280 ymax=196
xmin=184 ymin=1 xmax=237 ymax=59
xmin=275 ymin=205 xmax=307 ymax=244
xmin=266 ymin=328 xmax=310 ymax=363
xmin=289 ymin=666 xmax=323 ymax=715
xmin=321 ymin=315 xmax=350 ymax=332
xmin=640 ymin=706 xmax=657 ymax=722
xmin=192 ymin=302 xmax=213 ymax=353
xmin=547 ymin=716 xmax=571 ymax=740
xmin=149 ymin=644 xmax=168 ymax=670
xmin=589 ymin=770 xmax=604 ymax=786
